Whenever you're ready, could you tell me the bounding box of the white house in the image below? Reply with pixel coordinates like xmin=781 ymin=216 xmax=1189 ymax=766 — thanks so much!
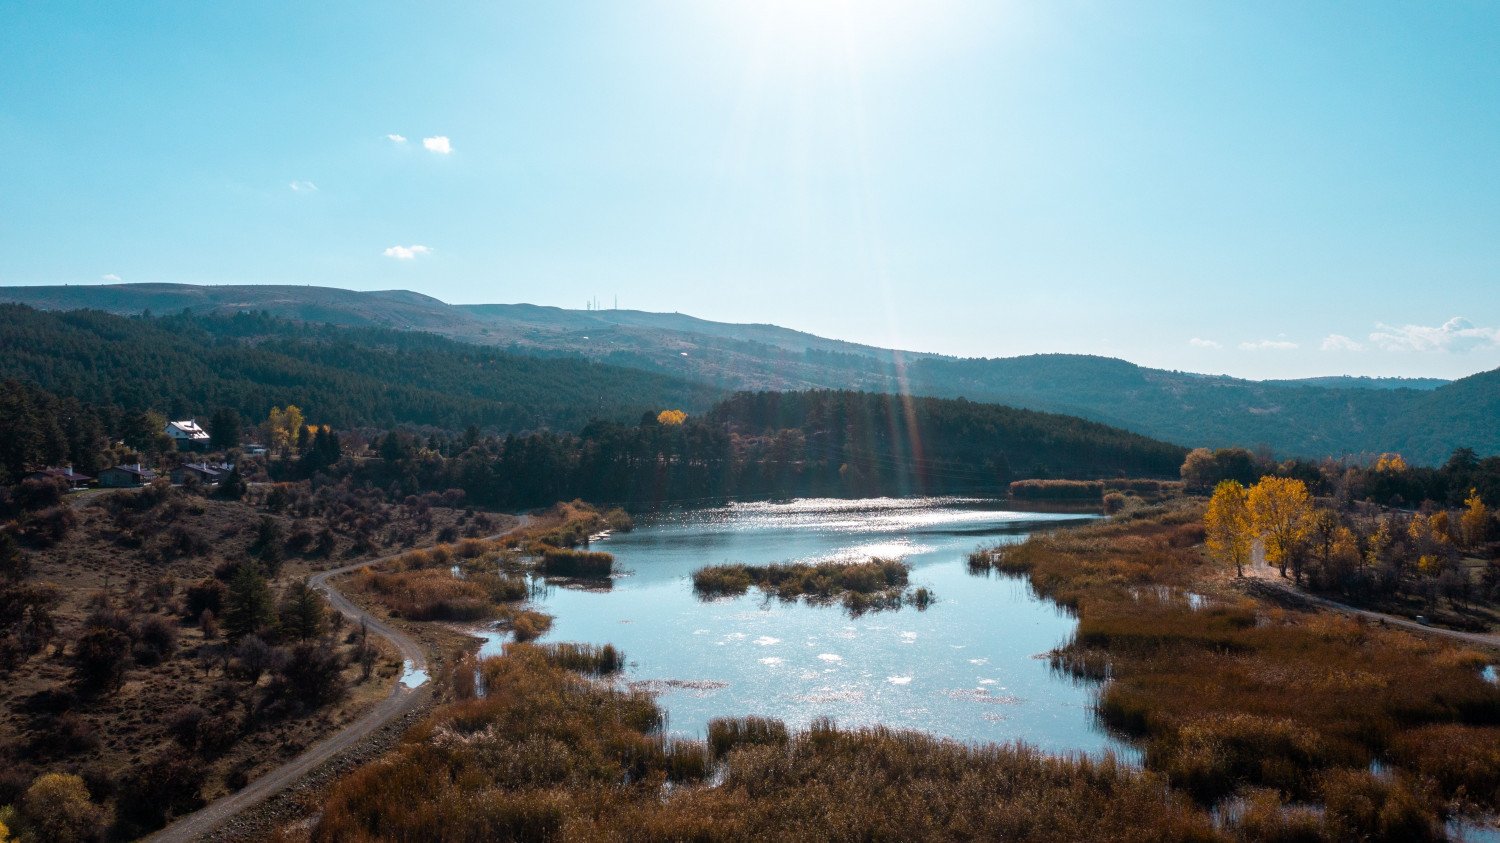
xmin=165 ymin=419 xmax=211 ymax=450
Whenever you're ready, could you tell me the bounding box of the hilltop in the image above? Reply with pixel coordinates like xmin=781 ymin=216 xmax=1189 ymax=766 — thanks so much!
xmin=1 ymin=283 xmax=1494 ymax=463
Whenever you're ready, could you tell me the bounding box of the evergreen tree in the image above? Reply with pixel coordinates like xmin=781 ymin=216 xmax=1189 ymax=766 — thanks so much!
xmin=217 ymin=464 xmax=246 ymax=500
xmin=224 ymin=562 xmax=276 ymax=640
xmin=209 ymin=407 xmax=243 ymax=451
xmin=278 ymin=578 xmax=327 ymax=642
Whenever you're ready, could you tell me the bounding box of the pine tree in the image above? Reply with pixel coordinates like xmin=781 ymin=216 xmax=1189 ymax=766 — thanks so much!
xmin=224 ymin=562 xmax=275 ymax=641
xmin=278 ymin=578 xmax=326 ymax=641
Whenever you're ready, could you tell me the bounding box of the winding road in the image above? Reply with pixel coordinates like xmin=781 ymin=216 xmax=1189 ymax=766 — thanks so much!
xmin=1243 ymin=562 xmax=1500 ymax=650
xmin=148 ymin=517 xmax=528 ymax=842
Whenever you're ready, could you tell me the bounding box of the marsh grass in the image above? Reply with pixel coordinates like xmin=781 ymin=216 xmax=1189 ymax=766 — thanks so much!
xmin=353 ymin=566 xmax=527 ymax=621
xmin=535 ymin=642 xmax=624 ymax=676
xmin=502 ymin=500 xmax=614 ymax=551
xmin=312 ymin=644 xmax=1224 ymax=842
xmin=706 ymin=716 xmax=789 ymax=759
xmin=355 ymin=567 xmax=493 ymax=620
xmin=499 ymin=606 xmax=552 ymax=642
xmin=1005 ymin=502 xmax=1500 ymax=820
xmin=692 ymin=558 xmax=927 ymax=616
xmin=536 ymin=545 xmax=615 ymax=578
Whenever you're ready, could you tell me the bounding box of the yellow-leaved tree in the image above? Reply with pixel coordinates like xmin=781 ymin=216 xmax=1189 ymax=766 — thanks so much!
xmin=1205 ymin=480 xmax=1252 ymax=577
xmin=1461 ymin=488 xmax=1490 ymax=548
xmin=1247 ymin=476 xmax=1312 ymax=579
xmin=20 ymin=772 xmax=100 ymax=843
xmin=656 ymin=409 xmax=688 ymax=426
xmin=266 ymin=405 xmax=306 ymax=451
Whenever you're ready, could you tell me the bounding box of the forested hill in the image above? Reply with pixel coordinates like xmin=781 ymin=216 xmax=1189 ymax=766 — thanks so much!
xmin=349 ymin=389 xmax=1189 ymax=509
xmin=0 ymin=305 xmax=719 ymax=432
xmin=710 ymin=390 xmax=1187 ymax=490
xmin=4 ymin=284 xmax=1496 ymax=463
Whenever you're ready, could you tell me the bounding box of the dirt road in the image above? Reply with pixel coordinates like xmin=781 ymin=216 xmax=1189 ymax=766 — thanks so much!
xmin=147 ymin=517 xmax=527 ymax=842
xmin=1242 ymin=562 xmax=1499 ymax=651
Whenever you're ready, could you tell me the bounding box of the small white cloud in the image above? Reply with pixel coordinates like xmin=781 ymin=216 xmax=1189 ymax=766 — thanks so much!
xmin=1188 ymin=337 xmax=1222 ymax=349
xmin=422 ymin=135 xmax=453 ymax=154
xmin=289 ymin=180 xmax=318 ymax=193
xmin=1320 ymin=334 xmax=1364 ymax=352
xmin=386 ymin=133 xmax=408 ymax=144
xmin=1368 ymin=317 xmax=1500 ymax=353
xmin=382 ymin=244 xmax=433 ymax=260
xmin=101 ymin=273 xmax=121 ymax=282
xmin=1238 ymin=339 xmax=1299 ymax=351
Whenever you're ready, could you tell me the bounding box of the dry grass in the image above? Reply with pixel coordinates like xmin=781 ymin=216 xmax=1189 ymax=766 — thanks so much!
xmin=692 ymin=558 xmax=927 ymax=615
xmin=998 ymin=502 xmax=1500 ymax=817
xmin=312 ymin=644 xmax=1223 ymax=843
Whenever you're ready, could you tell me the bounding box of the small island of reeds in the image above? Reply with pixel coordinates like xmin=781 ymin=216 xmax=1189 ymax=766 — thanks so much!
xmin=692 ymin=558 xmax=933 ymax=615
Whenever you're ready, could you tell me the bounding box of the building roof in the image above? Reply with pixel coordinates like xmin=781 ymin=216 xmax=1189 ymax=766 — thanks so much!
xmin=176 ymin=461 xmax=234 ymax=477
xmin=102 ymin=464 xmax=157 ymax=479
xmin=166 ymin=420 xmax=210 ymax=440
xmin=27 ymin=467 xmax=93 ymax=482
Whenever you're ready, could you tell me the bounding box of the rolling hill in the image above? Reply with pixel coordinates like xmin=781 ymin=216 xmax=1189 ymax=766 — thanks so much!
xmin=1 ymin=283 xmax=1494 ymax=463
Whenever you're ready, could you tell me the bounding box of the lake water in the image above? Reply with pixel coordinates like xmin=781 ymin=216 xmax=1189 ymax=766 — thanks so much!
xmin=519 ymin=497 xmax=1133 ymax=758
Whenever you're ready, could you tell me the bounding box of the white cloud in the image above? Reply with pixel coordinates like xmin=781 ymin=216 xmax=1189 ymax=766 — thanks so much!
xmin=1368 ymin=317 xmax=1500 ymax=353
xmin=1188 ymin=337 xmax=1221 ymax=349
xmin=289 ymin=180 xmax=318 ymax=193
xmin=1238 ymin=339 xmax=1299 ymax=351
xmin=422 ymin=135 xmax=453 ymax=154
xmin=386 ymin=133 xmax=408 ymax=144
xmin=1320 ymin=334 xmax=1364 ymax=352
xmin=382 ymin=244 xmax=433 ymax=260
xmin=101 ymin=273 xmax=121 ymax=282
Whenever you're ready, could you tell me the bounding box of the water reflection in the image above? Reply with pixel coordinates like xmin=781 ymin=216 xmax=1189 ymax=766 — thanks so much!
xmin=526 ymin=497 xmax=1133 ymax=758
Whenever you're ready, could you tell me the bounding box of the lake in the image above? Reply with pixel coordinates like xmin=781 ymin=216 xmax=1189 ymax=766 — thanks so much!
xmin=513 ymin=497 xmax=1134 ymax=758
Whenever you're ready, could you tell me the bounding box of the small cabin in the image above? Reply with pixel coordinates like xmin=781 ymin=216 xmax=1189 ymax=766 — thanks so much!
xmin=25 ymin=466 xmax=93 ymax=489
xmin=165 ymin=420 xmax=211 ymax=451
xmin=98 ymin=464 xmax=158 ymax=488
xmin=170 ymin=462 xmax=233 ymax=485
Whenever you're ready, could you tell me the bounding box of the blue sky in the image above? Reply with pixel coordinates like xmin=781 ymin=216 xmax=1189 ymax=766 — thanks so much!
xmin=3 ymin=1 xmax=1498 ymax=380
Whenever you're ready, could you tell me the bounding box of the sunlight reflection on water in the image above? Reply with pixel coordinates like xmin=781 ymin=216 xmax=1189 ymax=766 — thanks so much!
xmin=530 ymin=497 xmax=1133 ymax=759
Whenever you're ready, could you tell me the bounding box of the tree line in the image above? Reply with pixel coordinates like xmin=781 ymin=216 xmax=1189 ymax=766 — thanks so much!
xmin=340 ymin=389 xmax=1188 ymax=510
xmin=0 ymin=304 xmax=718 ymax=437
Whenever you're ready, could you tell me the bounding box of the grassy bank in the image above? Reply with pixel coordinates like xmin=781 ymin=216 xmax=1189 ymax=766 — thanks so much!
xmin=980 ymin=503 xmax=1500 ymax=828
xmin=311 ymin=643 xmax=1221 ymax=842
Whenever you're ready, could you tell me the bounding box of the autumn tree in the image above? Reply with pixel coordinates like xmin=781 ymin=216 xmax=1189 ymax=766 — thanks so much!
xmin=1180 ymin=447 xmax=1258 ymax=492
xmin=20 ymin=772 xmax=101 ymax=843
xmin=1461 ymin=488 xmax=1491 ymax=548
xmin=1408 ymin=512 xmax=1454 ymax=577
xmin=657 ymin=409 xmax=688 ymax=426
xmin=1204 ymin=480 xmax=1252 ymax=577
xmin=1247 ymin=476 xmax=1312 ymax=579
xmin=266 ymin=405 xmax=305 ymax=452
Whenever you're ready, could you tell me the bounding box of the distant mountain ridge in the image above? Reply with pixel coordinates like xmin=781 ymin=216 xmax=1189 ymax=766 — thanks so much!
xmin=1 ymin=283 xmax=1494 ymax=464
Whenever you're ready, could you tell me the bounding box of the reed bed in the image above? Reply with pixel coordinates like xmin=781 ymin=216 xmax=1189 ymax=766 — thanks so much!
xmin=502 ymin=500 xmax=615 ymax=551
xmin=354 ymin=567 xmax=495 ymax=620
xmin=536 ymin=545 xmax=615 ymax=578
xmin=1006 ymin=502 xmax=1500 ymax=820
xmin=691 ymin=558 xmax=929 ymax=617
xmin=535 ymin=642 xmax=625 ymax=676
xmin=706 ymin=716 xmax=789 ymax=759
xmin=312 ymin=643 xmax=1225 ymax=842
xmin=353 ymin=566 xmax=527 ymax=621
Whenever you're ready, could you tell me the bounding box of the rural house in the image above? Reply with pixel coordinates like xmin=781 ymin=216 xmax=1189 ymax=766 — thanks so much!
xmin=165 ymin=419 xmax=211 ymax=450
xmin=25 ymin=466 xmax=93 ymax=489
xmin=170 ymin=462 xmax=234 ymax=485
xmin=98 ymin=464 xmax=158 ymax=488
